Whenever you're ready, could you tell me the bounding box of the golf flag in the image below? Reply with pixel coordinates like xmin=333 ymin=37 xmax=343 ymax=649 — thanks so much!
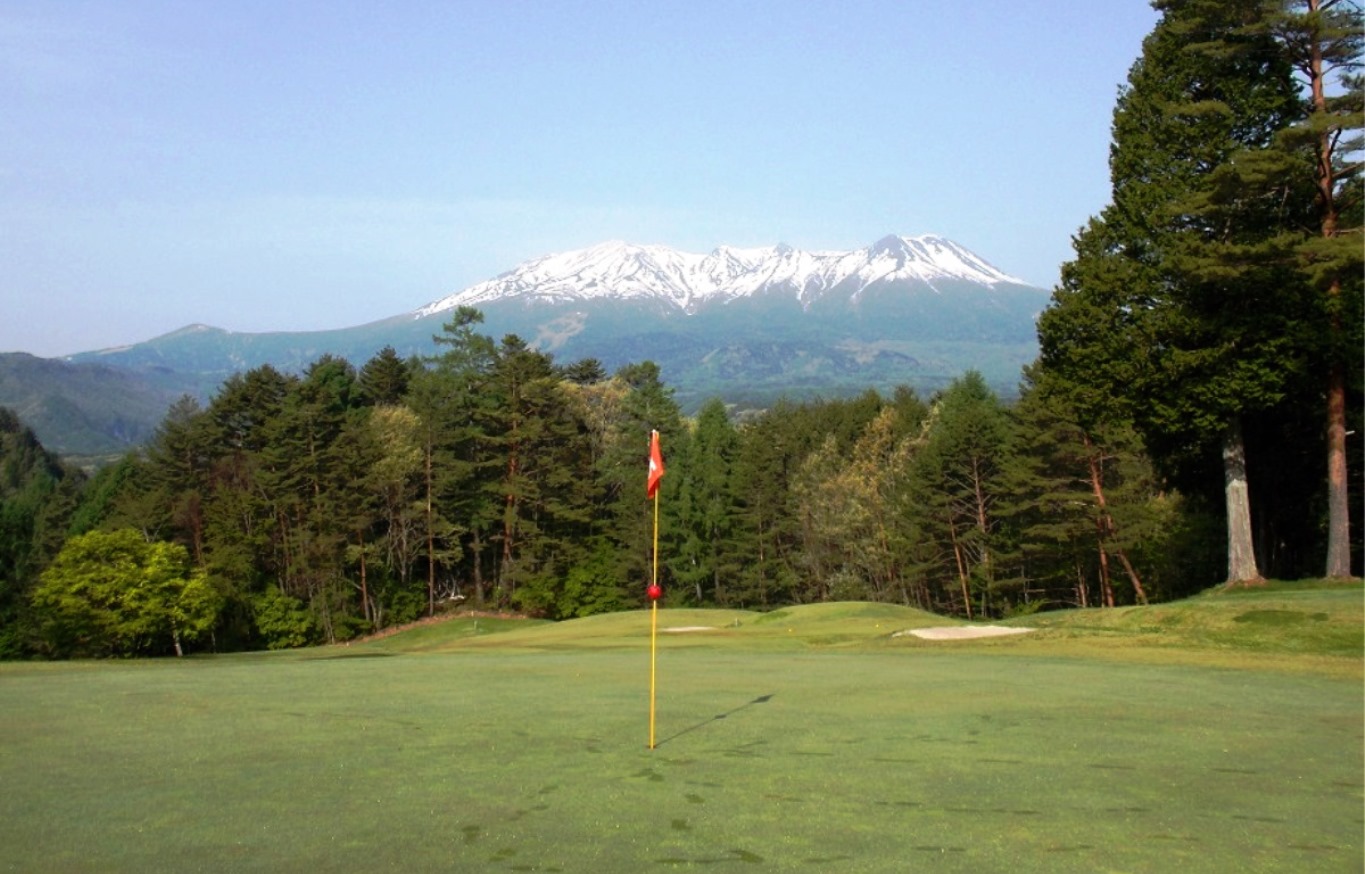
xmin=647 ymin=430 xmax=665 ymax=498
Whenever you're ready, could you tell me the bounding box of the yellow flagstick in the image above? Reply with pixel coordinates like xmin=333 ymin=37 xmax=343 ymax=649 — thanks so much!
xmin=649 ymin=484 xmax=660 ymax=749
xmin=646 ymin=428 xmax=664 ymax=750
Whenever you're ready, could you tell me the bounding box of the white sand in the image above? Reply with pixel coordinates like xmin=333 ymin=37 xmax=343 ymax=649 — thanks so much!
xmin=659 ymin=624 xmax=1035 ymax=639
xmin=896 ymin=625 xmax=1036 ymax=640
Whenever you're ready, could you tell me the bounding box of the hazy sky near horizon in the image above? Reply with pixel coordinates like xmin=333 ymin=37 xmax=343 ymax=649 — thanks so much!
xmin=2 ymin=1 xmax=1160 ymax=358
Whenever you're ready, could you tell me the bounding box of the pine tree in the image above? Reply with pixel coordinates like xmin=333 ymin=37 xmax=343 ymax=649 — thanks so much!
xmin=909 ymin=373 xmax=1014 ymax=618
xmin=357 ymin=346 xmax=413 ymax=406
xmin=409 ymin=309 xmax=501 ymax=611
xmin=1008 ymin=366 xmax=1162 ymax=608
xmin=596 ymin=361 xmax=684 ymax=604
xmin=480 ymin=335 xmax=597 ymax=610
xmin=727 ymin=403 xmax=803 ymax=607
xmin=1266 ymin=0 xmax=1364 ymax=577
xmin=670 ymin=399 xmax=741 ymax=605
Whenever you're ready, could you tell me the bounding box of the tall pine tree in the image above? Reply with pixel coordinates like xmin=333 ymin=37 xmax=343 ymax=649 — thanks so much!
xmin=1266 ymin=0 xmax=1363 ymax=577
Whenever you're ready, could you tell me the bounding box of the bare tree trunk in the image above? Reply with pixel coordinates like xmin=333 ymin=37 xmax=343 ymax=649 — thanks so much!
xmin=1112 ymin=548 xmax=1149 ymax=606
xmin=1082 ymin=441 xmax=1113 ymax=606
xmin=471 ymin=529 xmax=485 ymax=606
xmin=1325 ymin=333 xmax=1352 ymax=578
xmin=501 ymin=454 xmax=517 ymax=607
xmin=948 ymin=518 xmax=973 ymax=620
xmin=1096 ymin=537 xmax=1115 ymax=608
xmin=971 ymin=458 xmax=993 ymax=587
xmin=318 ymin=593 xmax=335 ymax=645
xmin=425 ymin=441 xmax=435 ymax=616
xmin=356 ymin=531 xmax=371 ymax=625
xmin=1223 ymin=418 xmax=1262 ymax=584
xmin=1304 ymin=0 xmax=1353 ymax=578
xmin=1082 ymin=436 xmax=1148 ymax=604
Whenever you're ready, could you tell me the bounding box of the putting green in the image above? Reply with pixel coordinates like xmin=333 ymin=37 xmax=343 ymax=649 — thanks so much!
xmin=0 ymin=645 xmax=1359 ymax=872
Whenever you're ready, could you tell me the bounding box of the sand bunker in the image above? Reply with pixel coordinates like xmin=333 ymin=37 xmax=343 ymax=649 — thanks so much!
xmin=657 ymin=624 xmax=1035 ymax=639
xmin=897 ymin=625 xmax=1036 ymax=640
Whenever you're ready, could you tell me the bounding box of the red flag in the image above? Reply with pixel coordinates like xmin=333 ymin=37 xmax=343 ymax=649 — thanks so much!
xmin=647 ymin=430 xmax=665 ymax=498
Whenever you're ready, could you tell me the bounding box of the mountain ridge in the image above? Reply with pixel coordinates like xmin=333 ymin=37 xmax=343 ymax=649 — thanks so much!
xmin=413 ymin=234 xmax=1027 ymax=318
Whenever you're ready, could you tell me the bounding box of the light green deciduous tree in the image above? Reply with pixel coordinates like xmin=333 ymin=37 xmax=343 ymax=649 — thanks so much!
xmin=33 ymin=529 xmax=222 ymax=657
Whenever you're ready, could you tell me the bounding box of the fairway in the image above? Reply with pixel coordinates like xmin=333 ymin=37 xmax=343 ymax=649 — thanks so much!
xmin=2 ymin=604 xmax=1361 ymax=873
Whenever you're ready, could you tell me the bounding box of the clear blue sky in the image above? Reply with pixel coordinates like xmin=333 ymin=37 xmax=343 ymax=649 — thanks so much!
xmin=1 ymin=0 xmax=1160 ymax=358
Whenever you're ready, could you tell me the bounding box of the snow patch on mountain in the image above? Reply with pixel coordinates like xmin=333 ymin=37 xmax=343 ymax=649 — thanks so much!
xmin=415 ymin=235 xmax=1027 ymax=319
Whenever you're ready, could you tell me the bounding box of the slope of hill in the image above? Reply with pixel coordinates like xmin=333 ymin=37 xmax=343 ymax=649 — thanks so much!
xmin=0 ymin=353 xmax=193 ymax=460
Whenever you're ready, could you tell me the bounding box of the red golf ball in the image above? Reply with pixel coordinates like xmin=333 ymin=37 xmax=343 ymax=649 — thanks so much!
xmin=647 ymin=584 xmax=663 ymax=601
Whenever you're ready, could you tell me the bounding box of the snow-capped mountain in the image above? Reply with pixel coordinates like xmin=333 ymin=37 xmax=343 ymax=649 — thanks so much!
xmin=415 ymin=234 xmax=1026 ymax=318
xmin=45 ymin=232 xmax=1049 ymax=454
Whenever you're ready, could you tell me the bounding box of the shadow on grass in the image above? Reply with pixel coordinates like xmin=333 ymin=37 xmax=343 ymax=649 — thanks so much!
xmin=655 ymin=693 xmax=775 ymax=747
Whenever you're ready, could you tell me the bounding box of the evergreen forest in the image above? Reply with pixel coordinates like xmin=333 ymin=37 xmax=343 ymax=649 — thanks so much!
xmin=0 ymin=0 xmax=1360 ymax=658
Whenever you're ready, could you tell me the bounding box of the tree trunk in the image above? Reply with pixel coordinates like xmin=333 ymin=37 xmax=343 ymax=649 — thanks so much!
xmin=356 ymin=531 xmax=371 ymax=625
xmin=1304 ymin=0 xmax=1353 ymax=579
xmin=1096 ymin=537 xmax=1115 ymax=608
xmin=1325 ymin=357 xmax=1351 ymax=577
xmin=948 ymin=518 xmax=973 ymax=620
xmin=471 ymin=529 xmax=486 ymax=606
xmin=971 ymin=457 xmax=993 ymax=587
xmin=501 ymin=449 xmax=518 ymax=607
xmin=1082 ymin=435 xmax=1149 ymax=604
xmin=1084 ymin=441 xmax=1117 ymax=608
xmin=425 ymin=441 xmax=436 ymax=616
xmin=1112 ymin=547 xmax=1149 ymax=606
xmin=1223 ymin=418 xmax=1262 ymax=584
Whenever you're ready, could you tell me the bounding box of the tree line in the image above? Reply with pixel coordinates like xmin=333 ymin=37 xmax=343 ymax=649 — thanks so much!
xmin=0 ymin=0 xmax=1358 ymax=658
xmin=2 ymin=311 xmax=1227 ymax=657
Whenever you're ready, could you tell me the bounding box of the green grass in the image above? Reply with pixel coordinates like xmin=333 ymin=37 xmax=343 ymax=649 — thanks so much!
xmin=1007 ymin=579 xmax=1365 ymax=674
xmin=1 ymin=582 xmax=1360 ymax=872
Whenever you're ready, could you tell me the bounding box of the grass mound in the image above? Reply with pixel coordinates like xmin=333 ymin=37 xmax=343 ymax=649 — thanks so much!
xmin=740 ymin=601 xmax=944 ymax=645
xmin=1017 ymin=579 xmax=1362 ymax=671
xmin=360 ymin=613 xmax=551 ymax=653
xmin=362 ymin=601 xmax=948 ymax=654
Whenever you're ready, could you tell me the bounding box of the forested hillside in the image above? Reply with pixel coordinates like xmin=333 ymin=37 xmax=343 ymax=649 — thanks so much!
xmin=0 ymin=409 xmax=87 ymax=657
xmin=2 ymin=305 xmax=1229 ymax=657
